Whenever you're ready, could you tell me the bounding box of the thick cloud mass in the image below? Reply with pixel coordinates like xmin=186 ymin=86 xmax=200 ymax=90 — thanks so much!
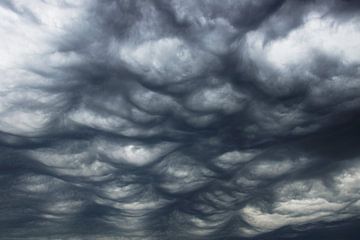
xmin=1 ymin=0 xmax=360 ymax=239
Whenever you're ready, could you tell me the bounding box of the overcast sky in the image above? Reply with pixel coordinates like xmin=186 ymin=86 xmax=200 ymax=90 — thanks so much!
xmin=1 ymin=0 xmax=360 ymax=239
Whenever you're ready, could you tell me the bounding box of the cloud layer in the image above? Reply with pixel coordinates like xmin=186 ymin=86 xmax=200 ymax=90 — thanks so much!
xmin=1 ymin=0 xmax=360 ymax=239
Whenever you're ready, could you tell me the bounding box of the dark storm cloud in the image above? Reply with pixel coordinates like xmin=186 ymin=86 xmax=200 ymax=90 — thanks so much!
xmin=1 ymin=0 xmax=360 ymax=239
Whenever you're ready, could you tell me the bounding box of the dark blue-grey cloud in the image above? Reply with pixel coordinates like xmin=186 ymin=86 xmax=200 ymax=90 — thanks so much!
xmin=1 ymin=0 xmax=360 ymax=239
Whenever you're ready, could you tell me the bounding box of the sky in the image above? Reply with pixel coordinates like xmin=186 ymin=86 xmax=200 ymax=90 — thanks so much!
xmin=0 ymin=0 xmax=360 ymax=239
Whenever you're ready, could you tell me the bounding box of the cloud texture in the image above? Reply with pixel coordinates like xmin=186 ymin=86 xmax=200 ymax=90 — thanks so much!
xmin=1 ymin=0 xmax=360 ymax=239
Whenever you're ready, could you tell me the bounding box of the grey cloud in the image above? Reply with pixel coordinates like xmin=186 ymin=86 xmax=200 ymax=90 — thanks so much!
xmin=1 ymin=0 xmax=360 ymax=239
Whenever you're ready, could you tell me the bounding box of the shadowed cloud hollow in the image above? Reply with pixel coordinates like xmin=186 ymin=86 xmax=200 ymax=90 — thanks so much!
xmin=1 ymin=0 xmax=360 ymax=239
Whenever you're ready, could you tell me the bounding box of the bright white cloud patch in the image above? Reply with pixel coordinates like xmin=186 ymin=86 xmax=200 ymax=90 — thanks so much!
xmin=240 ymin=160 xmax=360 ymax=236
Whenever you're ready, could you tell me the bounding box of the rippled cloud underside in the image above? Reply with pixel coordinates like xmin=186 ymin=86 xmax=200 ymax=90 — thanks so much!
xmin=1 ymin=0 xmax=360 ymax=239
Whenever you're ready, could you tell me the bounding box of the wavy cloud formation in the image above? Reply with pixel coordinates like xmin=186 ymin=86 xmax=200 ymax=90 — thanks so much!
xmin=1 ymin=0 xmax=360 ymax=239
